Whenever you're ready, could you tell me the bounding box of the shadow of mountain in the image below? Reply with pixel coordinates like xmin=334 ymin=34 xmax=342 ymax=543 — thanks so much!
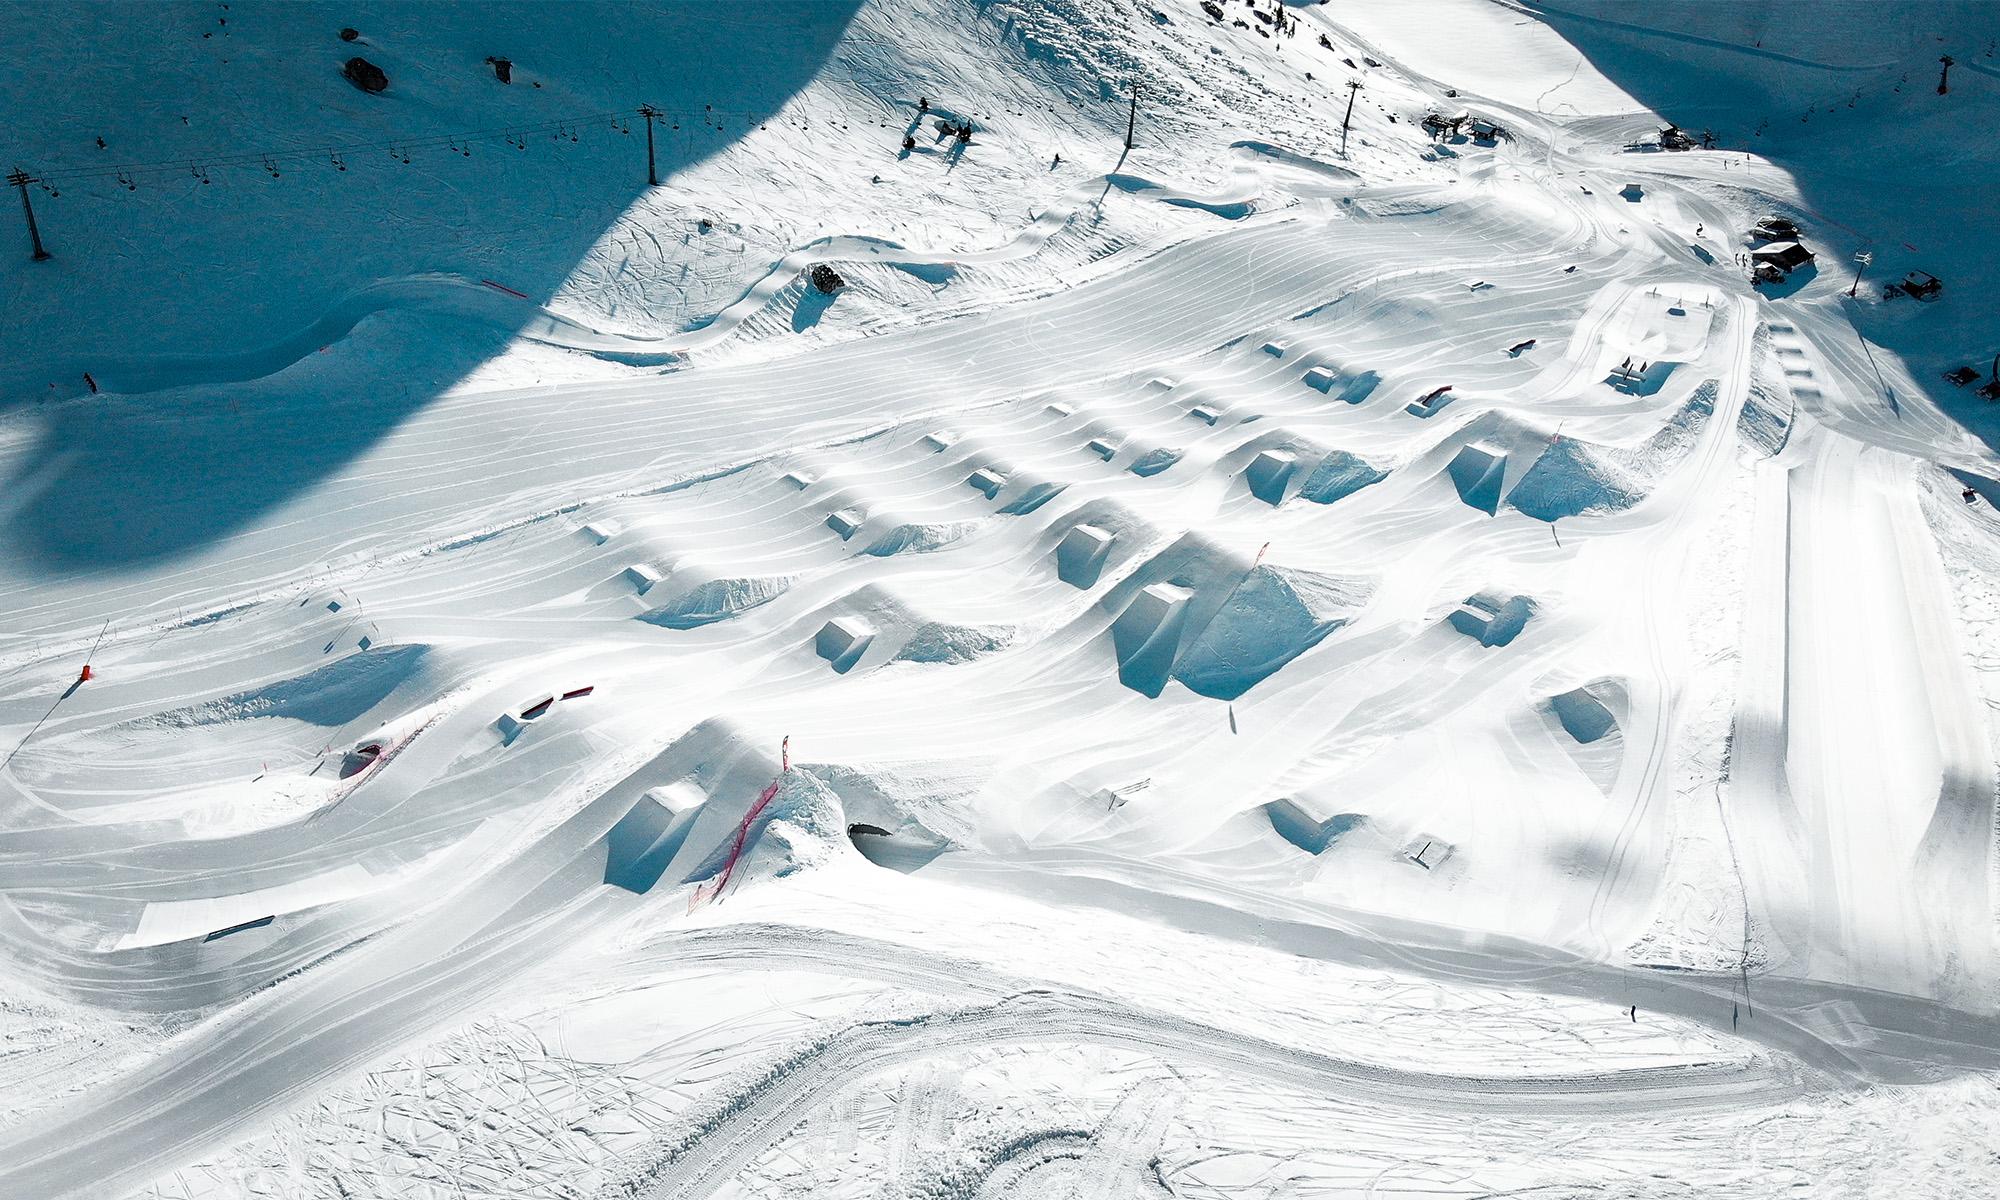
xmin=1519 ymin=0 xmax=2000 ymax=451
xmin=0 ymin=0 xmax=862 ymax=568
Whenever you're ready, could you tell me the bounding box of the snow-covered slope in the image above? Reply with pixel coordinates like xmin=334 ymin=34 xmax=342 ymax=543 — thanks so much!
xmin=4 ymin=1 xmax=2000 ymax=1197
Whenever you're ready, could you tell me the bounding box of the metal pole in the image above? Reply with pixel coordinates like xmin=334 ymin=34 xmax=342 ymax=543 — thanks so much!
xmin=8 ymin=170 xmax=51 ymax=261
xmin=638 ymin=105 xmax=660 ymax=185
xmin=1341 ymin=80 xmax=1361 ymax=157
xmin=1124 ymin=83 xmax=1139 ymax=150
xmin=1848 ymin=251 xmax=1870 ymax=298
xmin=1939 ymin=54 xmax=1954 ymax=95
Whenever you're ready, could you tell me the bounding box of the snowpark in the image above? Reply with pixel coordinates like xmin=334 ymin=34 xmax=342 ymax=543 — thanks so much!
xmin=3 ymin=0 xmax=2000 ymax=1196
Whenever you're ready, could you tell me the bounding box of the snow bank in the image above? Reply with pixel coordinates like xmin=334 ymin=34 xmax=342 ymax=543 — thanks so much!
xmin=1297 ymin=451 xmax=1389 ymax=505
xmin=1104 ymin=533 xmax=1371 ymax=700
xmin=1175 ymin=565 xmax=1372 ymax=701
xmin=640 ymin=574 xmax=799 ymax=630
xmin=1507 ymin=381 xmax=1717 ymax=521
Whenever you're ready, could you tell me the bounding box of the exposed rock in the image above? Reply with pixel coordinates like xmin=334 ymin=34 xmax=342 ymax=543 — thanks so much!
xmin=342 ymin=57 xmax=388 ymax=94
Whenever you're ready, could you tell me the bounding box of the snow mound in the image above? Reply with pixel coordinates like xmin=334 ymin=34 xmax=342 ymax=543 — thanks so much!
xmin=1298 ymin=450 xmax=1390 ymax=505
xmin=1175 ymin=565 xmax=1373 ymax=700
xmin=708 ymin=768 xmax=851 ymax=887
xmin=865 ymin=519 xmax=982 ymax=557
xmin=639 ymin=574 xmax=798 ymax=630
xmin=1508 ymin=381 xmax=1717 ymax=521
xmin=1543 ymin=679 xmax=1630 ymax=794
xmin=893 ymin=622 xmax=1017 ymax=665
xmin=155 ymin=645 xmax=428 ymax=730
xmin=11 ymin=644 xmax=436 ymax=791
xmin=1105 ymin=533 xmax=1373 ymax=699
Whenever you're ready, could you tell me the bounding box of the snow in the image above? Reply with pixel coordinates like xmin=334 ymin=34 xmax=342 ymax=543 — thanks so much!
xmin=5 ymin=0 xmax=2000 ymax=1197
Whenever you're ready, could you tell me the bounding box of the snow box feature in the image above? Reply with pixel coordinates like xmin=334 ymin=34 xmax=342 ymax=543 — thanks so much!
xmin=1447 ymin=442 xmax=1509 ymax=515
xmin=622 ymin=563 xmax=662 ymax=594
xmin=815 ymin=616 xmax=875 ymax=672
xmin=1056 ymin=523 xmax=1117 ymax=588
xmin=966 ymin=468 xmax=1006 ymax=498
xmin=1551 ymin=686 xmax=1617 ymax=743
xmin=1244 ymin=449 xmax=1296 ymax=504
xmin=826 ymin=508 xmax=864 ymax=539
xmin=1112 ymin=582 xmax=1195 ymax=697
xmin=604 ymin=784 xmax=708 ymax=893
xmin=1265 ymin=798 xmax=1367 ymax=855
xmin=1448 ymin=591 xmax=1536 ymax=647
xmin=1303 ymin=366 xmax=1380 ymax=404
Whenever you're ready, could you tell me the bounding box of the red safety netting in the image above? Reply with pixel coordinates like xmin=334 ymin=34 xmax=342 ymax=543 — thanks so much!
xmin=690 ymin=737 xmax=789 ymax=910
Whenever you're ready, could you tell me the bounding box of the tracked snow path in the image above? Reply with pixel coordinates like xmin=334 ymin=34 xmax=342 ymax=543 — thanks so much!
xmin=1 ymin=181 xmax=1581 ymax=649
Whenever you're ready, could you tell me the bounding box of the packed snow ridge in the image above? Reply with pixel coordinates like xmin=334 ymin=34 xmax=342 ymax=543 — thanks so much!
xmin=5 ymin=0 xmax=2000 ymax=1196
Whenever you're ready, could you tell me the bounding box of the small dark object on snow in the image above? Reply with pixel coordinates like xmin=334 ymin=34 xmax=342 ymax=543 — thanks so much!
xmin=1965 ymin=487 xmax=1981 ymax=503
xmin=809 ymin=264 xmax=846 ymax=295
xmin=340 ymin=742 xmax=383 ymax=779
xmin=1659 ymin=123 xmax=1695 ymax=151
xmin=342 ymin=56 xmax=388 ymax=94
xmin=1342 ymin=56 xmax=1356 ymax=68
xmin=1564 ymin=265 xmax=1577 ymax=273
xmin=918 ymin=96 xmax=929 ymax=112
xmin=339 ymin=26 xmax=359 ymax=41
xmin=697 ymin=218 xmax=712 ymax=233
xmin=1416 ymin=384 xmax=1453 ymax=406
xmin=95 ymin=136 xmax=106 ymax=149
xmin=1318 ymin=33 xmax=1331 ymax=48
xmin=1203 ymin=0 xmax=1224 ymax=20
xmin=902 ymin=134 xmax=916 ymax=150
xmin=935 ymin=117 xmax=954 ymax=137
xmin=1445 ymin=88 xmax=1458 ymax=97
xmin=1945 ymin=366 xmax=1981 ymax=387
xmin=1506 ymin=339 xmax=1538 ymax=355
xmin=955 ymin=124 xmax=972 ymax=143
xmin=83 ymin=372 xmax=98 ymax=394
xmin=1982 ymin=380 xmax=2000 ymax=400
xmin=1363 ymin=56 xmax=1381 ymax=67
xmin=486 ymin=56 xmax=512 ymax=83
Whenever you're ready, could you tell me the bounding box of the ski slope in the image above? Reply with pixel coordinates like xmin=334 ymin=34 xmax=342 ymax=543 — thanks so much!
xmin=3 ymin=1 xmax=2000 ymax=1197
